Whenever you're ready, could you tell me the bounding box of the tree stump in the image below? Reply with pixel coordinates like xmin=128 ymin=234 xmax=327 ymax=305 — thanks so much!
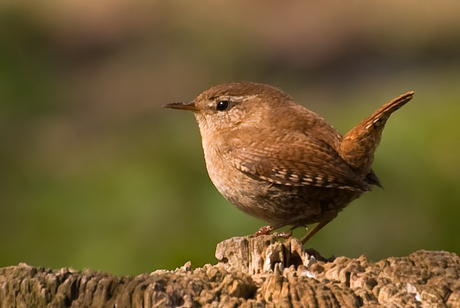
xmin=1 ymin=235 xmax=459 ymax=307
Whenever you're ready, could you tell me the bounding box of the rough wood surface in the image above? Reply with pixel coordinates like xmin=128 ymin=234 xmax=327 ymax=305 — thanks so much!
xmin=1 ymin=235 xmax=460 ymax=307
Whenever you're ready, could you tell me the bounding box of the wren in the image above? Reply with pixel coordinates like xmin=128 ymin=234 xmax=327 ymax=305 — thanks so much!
xmin=164 ymin=82 xmax=413 ymax=244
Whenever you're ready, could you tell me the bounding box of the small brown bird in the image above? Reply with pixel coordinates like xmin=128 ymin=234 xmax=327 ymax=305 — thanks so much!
xmin=164 ymin=82 xmax=413 ymax=244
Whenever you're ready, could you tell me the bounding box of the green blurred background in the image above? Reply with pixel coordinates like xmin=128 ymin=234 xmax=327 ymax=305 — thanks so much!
xmin=1 ymin=0 xmax=459 ymax=276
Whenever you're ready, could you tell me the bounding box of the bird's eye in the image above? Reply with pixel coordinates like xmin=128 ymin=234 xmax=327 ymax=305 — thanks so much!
xmin=216 ymin=100 xmax=230 ymax=111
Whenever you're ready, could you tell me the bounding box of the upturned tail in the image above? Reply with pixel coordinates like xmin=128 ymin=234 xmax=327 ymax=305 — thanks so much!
xmin=338 ymin=91 xmax=414 ymax=173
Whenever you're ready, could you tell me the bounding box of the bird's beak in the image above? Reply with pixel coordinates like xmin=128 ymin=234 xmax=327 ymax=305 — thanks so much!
xmin=163 ymin=101 xmax=198 ymax=112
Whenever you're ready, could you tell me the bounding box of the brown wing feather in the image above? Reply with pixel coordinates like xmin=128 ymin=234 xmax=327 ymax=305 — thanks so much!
xmin=223 ymin=136 xmax=370 ymax=191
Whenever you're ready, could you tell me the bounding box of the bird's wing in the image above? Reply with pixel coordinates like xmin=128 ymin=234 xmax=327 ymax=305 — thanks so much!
xmin=223 ymin=135 xmax=369 ymax=191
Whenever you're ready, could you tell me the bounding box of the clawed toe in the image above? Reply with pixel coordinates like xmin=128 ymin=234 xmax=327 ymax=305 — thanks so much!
xmin=273 ymin=230 xmax=292 ymax=239
xmin=254 ymin=225 xmax=275 ymax=237
xmin=255 ymin=225 xmax=301 ymax=239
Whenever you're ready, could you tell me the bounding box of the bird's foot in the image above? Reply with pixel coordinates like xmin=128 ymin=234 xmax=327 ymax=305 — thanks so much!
xmin=273 ymin=230 xmax=292 ymax=239
xmin=254 ymin=225 xmax=275 ymax=237
xmin=255 ymin=225 xmax=295 ymax=239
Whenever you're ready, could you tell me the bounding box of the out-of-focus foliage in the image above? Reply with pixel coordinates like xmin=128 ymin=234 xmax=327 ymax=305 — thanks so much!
xmin=0 ymin=0 xmax=459 ymax=275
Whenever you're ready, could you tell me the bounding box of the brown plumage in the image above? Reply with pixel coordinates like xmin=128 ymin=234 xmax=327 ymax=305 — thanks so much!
xmin=164 ymin=82 xmax=414 ymax=244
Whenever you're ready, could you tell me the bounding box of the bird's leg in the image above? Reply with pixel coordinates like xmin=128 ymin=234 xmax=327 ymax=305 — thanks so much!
xmin=300 ymin=220 xmax=331 ymax=244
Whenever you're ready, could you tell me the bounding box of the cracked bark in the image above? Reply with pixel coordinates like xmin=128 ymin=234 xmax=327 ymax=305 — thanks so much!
xmin=1 ymin=235 xmax=459 ymax=307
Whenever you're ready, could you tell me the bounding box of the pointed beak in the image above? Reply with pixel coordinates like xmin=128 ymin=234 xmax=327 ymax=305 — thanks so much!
xmin=163 ymin=101 xmax=198 ymax=112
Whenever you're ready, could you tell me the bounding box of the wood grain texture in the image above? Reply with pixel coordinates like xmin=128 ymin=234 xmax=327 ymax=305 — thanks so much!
xmin=1 ymin=235 xmax=459 ymax=307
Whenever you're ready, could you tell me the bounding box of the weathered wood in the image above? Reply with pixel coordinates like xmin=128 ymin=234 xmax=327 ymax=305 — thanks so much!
xmin=1 ymin=235 xmax=460 ymax=307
